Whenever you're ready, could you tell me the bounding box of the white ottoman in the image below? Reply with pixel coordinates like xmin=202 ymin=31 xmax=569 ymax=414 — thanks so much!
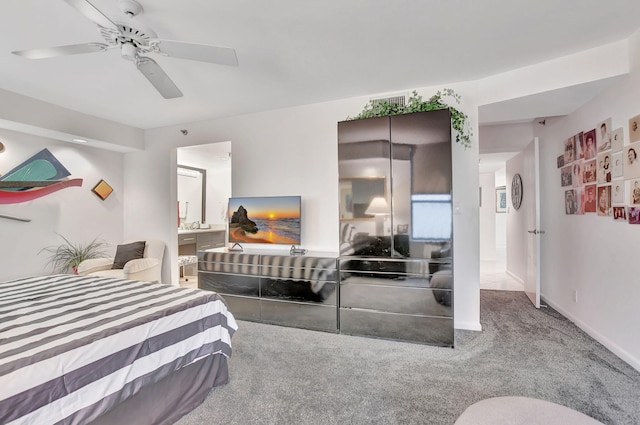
xmin=454 ymin=396 xmax=604 ymax=425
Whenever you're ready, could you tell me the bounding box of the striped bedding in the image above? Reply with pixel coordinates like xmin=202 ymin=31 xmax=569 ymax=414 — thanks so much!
xmin=0 ymin=274 xmax=238 ymax=425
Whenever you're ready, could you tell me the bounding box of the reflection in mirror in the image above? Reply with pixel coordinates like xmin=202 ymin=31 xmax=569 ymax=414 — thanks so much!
xmin=339 ymin=177 xmax=386 ymax=220
xmin=338 ymin=111 xmax=452 ymax=260
xmin=177 ymin=141 xmax=232 ymax=230
xmin=177 ymin=165 xmax=206 ymax=227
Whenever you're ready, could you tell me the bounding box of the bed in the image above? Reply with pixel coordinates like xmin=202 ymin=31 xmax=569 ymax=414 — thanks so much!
xmin=0 ymin=274 xmax=238 ymax=425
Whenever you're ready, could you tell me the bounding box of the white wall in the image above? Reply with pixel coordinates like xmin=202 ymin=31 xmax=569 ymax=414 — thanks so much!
xmin=0 ymin=88 xmax=144 ymax=152
xmin=533 ymin=30 xmax=640 ymax=371
xmin=0 ymin=129 xmax=125 ymax=280
xmin=479 ymin=122 xmax=534 ymax=154
xmin=505 ymin=151 xmax=527 ymax=284
xmin=479 ymin=172 xmax=496 ymax=261
xmin=478 ymin=40 xmax=630 ymax=107
xmin=495 ymin=169 xmax=507 ymax=260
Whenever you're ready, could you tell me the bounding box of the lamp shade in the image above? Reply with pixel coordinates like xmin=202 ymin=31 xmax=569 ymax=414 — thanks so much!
xmin=365 ymin=197 xmax=389 ymax=215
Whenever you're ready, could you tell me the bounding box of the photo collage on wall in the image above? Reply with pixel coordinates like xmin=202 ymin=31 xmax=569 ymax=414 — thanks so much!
xmin=558 ymin=114 xmax=640 ymax=223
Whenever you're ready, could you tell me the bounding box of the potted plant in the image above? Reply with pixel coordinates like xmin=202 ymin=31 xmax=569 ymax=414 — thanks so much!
xmin=348 ymin=88 xmax=473 ymax=149
xmin=40 ymin=234 xmax=108 ymax=274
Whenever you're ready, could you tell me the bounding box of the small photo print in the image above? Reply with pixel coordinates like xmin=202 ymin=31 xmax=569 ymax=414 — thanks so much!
xmin=597 ymin=185 xmax=611 ymax=216
xmin=628 ymin=207 xmax=640 ymax=224
xmin=583 ymin=159 xmax=597 ymax=184
xmin=572 ymin=161 xmax=583 ymax=188
xmin=564 ymin=137 xmax=575 ymax=164
xmin=612 ymin=151 xmax=623 ymax=178
xmin=557 ymin=154 xmax=565 ymax=168
xmin=624 ymin=141 xmax=640 ymax=180
xmin=565 ymin=189 xmax=577 ymax=215
xmin=611 ymin=127 xmax=624 ymax=152
xmin=561 ymin=166 xmax=573 ymax=187
xmin=597 ymin=118 xmax=612 ymax=152
xmin=629 ymin=114 xmax=640 ymax=143
xmin=596 ymin=152 xmax=612 ymax=184
xmin=574 ymin=132 xmax=584 ymax=160
xmin=632 ymin=178 xmax=640 ymax=205
xmin=583 ymin=129 xmax=597 ymax=160
xmin=584 ymin=184 xmax=597 ymax=213
xmin=613 ymin=206 xmax=627 ymax=221
xmin=611 ymin=180 xmax=625 ymax=204
xmin=496 ymin=186 xmax=507 ymax=213
xmin=575 ymin=188 xmax=585 ymax=215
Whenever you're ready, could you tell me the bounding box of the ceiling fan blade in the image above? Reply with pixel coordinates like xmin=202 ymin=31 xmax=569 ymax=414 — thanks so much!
xmin=136 ymin=57 xmax=183 ymax=99
xmin=63 ymin=0 xmax=118 ymax=31
xmin=154 ymin=40 xmax=238 ymax=66
xmin=12 ymin=43 xmax=110 ymax=59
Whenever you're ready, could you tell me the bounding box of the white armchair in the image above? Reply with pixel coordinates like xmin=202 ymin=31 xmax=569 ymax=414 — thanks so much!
xmin=77 ymin=239 xmax=165 ymax=283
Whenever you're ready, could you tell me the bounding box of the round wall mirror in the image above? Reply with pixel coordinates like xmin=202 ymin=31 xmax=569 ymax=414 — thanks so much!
xmin=511 ymin=173 xmax=523 ymax=210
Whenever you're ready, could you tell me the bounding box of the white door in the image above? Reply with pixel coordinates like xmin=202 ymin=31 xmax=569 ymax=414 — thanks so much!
xmin=523 ymin=138 xmax=541 ymax=308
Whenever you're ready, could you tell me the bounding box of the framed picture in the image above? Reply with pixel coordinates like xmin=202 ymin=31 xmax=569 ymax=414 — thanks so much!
xmin=574 ymin=132 xmax=584 ymax=160
xmin=612 ymin=180 xmax=625 ymax=204
xmin=496 ymin=186 xmax=507 ymax=213
xmin=561 ymin=166 xmax=573 ymax=187
xmin=613 ymin=206 xmax=627 ymax=221
xmin=397 ymin=224 xmax=409 ymax=234
xmin=597 ymin=118 xmax=612 ymax=152
xmin=564 ymin=137 xmax=575 ymax=164
xmin=612 ymin=151 xmax=623 ymax=178
xmin=596 ymin=185 xmax=611 ymax=216
xmin=624 ymin=141 xmax=640 ymax=180
xmin=611 ymin=127 xmax=623 ymax=152
xmin=565 ymin=189 xmax=577 ymax=215
xmin=628 ymin=207 xmax=640 ymax=224
xmin=583 ymin=129 xmax=597 ymax=160
xmin=629 ymin=114 xmax=640 ymax=143
xmin=91 ymin=179 xmax=113 ymax=201
xmin=631 ymin=178 xmax=640 ymax=204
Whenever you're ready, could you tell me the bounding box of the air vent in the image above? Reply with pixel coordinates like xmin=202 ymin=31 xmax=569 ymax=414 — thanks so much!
xmin=370 ymin=94 xmax=407 ymax=107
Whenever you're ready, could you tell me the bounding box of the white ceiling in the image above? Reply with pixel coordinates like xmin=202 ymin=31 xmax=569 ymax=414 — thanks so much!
xmin=1 ymin=0 xmax=640 ymax=130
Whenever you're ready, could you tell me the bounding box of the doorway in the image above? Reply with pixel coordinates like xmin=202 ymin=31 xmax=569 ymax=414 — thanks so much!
xmin=479 ymin=152 xmax=523 ymax=291
xmin=176 ymin=141 xmax=232 ymax=287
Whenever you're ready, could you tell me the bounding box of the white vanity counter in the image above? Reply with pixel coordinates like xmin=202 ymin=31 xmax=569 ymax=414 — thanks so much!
xmin=178 ymin=224 xmax=225 ymax=235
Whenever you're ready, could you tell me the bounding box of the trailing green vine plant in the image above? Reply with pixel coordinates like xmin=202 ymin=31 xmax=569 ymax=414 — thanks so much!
xmin=40 ymin=234 xmax=107 ymax=274
xmin=347 ymin=88 xmax=472 ymax=149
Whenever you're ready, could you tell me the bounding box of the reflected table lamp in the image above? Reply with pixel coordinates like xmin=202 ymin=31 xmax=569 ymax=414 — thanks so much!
xmin=365 ymin=197 xmax=389 ymax=235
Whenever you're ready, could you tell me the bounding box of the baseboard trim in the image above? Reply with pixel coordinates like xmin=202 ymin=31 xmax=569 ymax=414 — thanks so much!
xmin=542 ymin=295 xmax=640 ymax=373
xmin=455 ymin=321 xmax=482 ymax=332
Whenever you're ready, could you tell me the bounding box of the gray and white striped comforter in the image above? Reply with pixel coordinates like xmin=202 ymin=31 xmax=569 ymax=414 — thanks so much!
xmin=0 ymin=274 xmax=238 ymax=425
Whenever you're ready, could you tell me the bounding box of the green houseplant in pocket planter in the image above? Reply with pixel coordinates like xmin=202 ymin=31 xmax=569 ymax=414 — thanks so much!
xmin=40 ymin=234 xmax=108 ymax=274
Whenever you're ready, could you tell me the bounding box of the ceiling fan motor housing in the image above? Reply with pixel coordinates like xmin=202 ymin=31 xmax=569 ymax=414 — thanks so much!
xmin=121 ymin=42 xmax=137 ymax=61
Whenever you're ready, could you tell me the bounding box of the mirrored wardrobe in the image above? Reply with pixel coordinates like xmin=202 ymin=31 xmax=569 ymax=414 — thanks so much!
xmin=337 ymin=109 xmax=454 ymax=346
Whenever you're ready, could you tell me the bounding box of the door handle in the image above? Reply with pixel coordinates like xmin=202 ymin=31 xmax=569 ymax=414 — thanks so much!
xmin=528 ymin=229 xmax=545 ymax=235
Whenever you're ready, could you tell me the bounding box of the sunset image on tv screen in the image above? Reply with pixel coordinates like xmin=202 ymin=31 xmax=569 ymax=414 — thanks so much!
xmin=228 ymin=196 xmax=301 ymax=244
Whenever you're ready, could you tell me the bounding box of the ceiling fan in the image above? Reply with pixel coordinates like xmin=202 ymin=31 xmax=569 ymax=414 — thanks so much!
xmin=11 ymin=0 xmax=238 ymax=99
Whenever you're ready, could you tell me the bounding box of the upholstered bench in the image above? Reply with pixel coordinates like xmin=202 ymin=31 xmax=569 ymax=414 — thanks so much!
xmin=454 ymin=396 xmax=604 ymax=425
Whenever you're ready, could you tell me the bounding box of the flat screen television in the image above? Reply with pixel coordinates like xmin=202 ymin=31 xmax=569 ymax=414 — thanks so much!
xmin=228 ymin=196 xmax=301 ymax=245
